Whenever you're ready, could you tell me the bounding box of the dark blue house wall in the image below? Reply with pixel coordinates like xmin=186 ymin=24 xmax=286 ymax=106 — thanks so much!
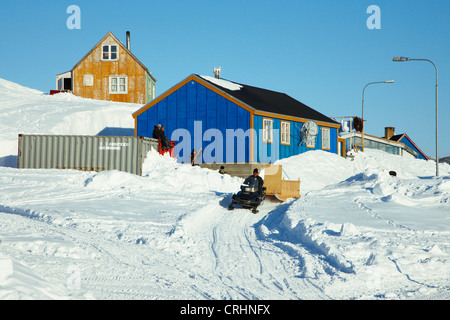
xmin=135 ymin=76 xmax=340 ymax=164
xmin=136 ymin=80 xmax=251 ymax=163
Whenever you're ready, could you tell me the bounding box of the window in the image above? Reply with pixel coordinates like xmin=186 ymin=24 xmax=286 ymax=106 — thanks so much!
xmin=263 ymin=118 xmax=273 ymax=143
xmin=83 ymin=74 xmax=93 ymax=87
xmin=281 ymin=121 xmax=290 ymax=145
xmin=148 ymin=79 xmax=156 ymax=101
xmin=322 ymin=128 xmax=330 ymax=150
xmin=109 ymin=76 xmax=127 ymax=94
xmin=102 ymin=45 xmax=118 ymax=60
xmin=306 ymin=136 xmax=316 ymax=148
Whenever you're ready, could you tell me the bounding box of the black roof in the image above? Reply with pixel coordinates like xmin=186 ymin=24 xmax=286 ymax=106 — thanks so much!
xmin=198 ymin=75 xmax=338 ymax=125
xmin=389 ymin=134 xmax=405 ymax=141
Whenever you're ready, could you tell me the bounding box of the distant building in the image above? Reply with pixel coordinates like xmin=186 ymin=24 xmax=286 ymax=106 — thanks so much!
xmin=56 ymin=32 xmax=156 ymax=104
xmin=386 ymin=127 xmax=429 ymax=160
xmin=339 ymin=125 xmax=429 ymax=160
xmin=132 ymin=74 xmax=340 ymax=163
xmin=340 ymin=131 xmax=412 ymax=157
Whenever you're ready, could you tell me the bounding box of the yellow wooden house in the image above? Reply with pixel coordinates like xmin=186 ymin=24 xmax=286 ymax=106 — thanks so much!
xmin=56 ymin=31 xmax=156 ymax=104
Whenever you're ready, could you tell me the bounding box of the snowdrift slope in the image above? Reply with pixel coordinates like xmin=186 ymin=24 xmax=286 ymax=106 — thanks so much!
xmin=0 ymin=78 xmax=449 ymax=300
xmin=0 ymin=78 xmax=139 ymax=164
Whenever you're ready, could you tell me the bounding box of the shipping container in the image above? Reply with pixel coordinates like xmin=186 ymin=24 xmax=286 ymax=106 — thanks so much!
xmin=17 ymin=134 xmax=158 ymax=176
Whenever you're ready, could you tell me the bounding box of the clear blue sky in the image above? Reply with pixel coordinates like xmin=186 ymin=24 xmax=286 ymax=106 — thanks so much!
xmin=1 ymin=0 xmax=449 ymax=158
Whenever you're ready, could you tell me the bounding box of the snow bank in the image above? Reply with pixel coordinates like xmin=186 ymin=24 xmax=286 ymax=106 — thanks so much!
xmin=0 ymin=78 xmax=43 ymax=97
xmin=142 ymin=150 xmax=242 ymax=193
xmin=273 ymin=150 xmax=354 ymax=192
xmin=0 ymin=78 xmax=139 ymax=158
xmin=83 ymin=149 xmax=242 ymax=195
xmin=1 ymin=77 xmax=449 ymax=300
xmin=274 ymin=148 xmax=449 ymax=194
xmin=0 ymin=253 xmax=75 ymax=300
xmin=260 ymin=149 xmax=450 ymax=299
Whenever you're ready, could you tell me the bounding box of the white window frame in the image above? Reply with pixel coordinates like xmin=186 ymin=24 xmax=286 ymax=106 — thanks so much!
xmin=322 ymin=127 xmax=331 ymax=150
xmin=109 ymin=76 xmax=128 ymax=94
xmin=102 ymin=44 xmax=118 ymax=61
xmin=263 ymin=118 xmax=273 ymax=143
xmin=281 ymin=121 xmax=290 ymax=145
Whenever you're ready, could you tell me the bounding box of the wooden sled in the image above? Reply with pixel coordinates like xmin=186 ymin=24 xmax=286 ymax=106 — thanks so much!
xmin=263 ymin=164 xmax=300 ymax=201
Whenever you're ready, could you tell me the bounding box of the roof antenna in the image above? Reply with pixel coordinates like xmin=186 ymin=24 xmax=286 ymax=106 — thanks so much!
xmin=213 ymin=67 xmax=221 ymax=79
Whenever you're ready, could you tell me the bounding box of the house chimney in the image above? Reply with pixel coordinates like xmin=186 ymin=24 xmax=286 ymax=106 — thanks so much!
xmin=385 ymin=127 xmax=395 ymax=139
xmin=213 ymin=67 xmax=221 ymax=79
xmin=126 ymin=31 xmax=131 ymax=51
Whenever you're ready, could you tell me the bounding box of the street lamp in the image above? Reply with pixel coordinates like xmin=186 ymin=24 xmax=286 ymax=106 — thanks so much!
xmin=361 ymin=80 xmax=395 ymax=151
xmin=393 ymin=56 xmax=439 ymax=176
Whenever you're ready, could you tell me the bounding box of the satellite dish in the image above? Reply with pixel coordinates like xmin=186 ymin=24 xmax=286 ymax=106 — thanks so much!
xmin=299 ymin=120 xmax=318 ymax=147
xmin=302 ymin=121 xmax=318 ymax=136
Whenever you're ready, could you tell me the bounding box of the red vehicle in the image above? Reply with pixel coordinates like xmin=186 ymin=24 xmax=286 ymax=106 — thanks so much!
xmin=158 ymin=138 xmax=175 ymax=157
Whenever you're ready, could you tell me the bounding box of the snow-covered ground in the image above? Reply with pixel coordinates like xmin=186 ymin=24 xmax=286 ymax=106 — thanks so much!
xmin=0 ymin=78 xmax=449 ymax=300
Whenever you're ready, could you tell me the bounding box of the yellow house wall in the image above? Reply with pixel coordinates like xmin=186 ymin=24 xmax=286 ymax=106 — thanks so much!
xmin=72 ymin=35 xmax=147 ymax=104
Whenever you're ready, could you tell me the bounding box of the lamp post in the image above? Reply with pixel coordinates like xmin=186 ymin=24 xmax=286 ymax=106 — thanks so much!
xmin=361 ymin=80 xmax=394 ymax=151
xmin=393 ymin=57 xmax=439 ymax=177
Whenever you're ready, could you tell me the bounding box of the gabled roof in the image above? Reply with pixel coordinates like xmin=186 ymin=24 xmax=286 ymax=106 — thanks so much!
xmin=71 ymin=32 xmax=156 ymax=82
xmin=198 ymin=75 xmax=338 ymax=126
xmin=389 ymin=133 xmax=429 ymax=160
xmin=133 ymin=74 xmax=339 ymax=127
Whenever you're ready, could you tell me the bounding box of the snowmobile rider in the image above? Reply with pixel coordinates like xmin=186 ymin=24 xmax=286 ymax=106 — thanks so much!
xmin=252 ymin=168 xmax=264 ymax=195
xmin=219 ymin=166 xmax=226 ymax=174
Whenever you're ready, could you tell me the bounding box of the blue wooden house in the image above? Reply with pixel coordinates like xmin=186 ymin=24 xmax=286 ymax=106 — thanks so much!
xmin=132 ymin=74 xmax=340 ymax=163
